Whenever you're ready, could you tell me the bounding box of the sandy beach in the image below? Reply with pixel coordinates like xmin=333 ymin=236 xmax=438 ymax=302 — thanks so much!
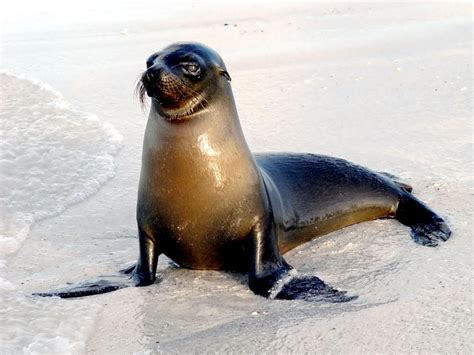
xmin=1 ymin=1 xmax=472 ymax=353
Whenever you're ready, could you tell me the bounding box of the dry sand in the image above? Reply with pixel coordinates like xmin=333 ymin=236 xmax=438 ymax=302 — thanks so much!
xmin=2 ymin=2 xmax=472 ymax=353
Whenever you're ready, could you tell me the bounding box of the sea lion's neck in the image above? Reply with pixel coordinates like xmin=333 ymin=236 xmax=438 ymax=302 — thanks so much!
xmin=146 ymin=88 xmax=253 ymax=160
xmin=139 ymin=87 xmax=263 ymax=222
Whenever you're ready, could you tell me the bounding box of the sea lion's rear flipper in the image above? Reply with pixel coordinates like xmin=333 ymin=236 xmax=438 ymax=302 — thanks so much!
xmin=33 ymin=275 xmax=134 ymax=298
xmin=378 ymin=171 xmax=413 ymax=193
xmin=396 ymin=193 xmax=451 ymax=247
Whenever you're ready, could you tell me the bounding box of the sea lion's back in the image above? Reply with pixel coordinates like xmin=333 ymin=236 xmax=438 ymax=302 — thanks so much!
xmin=255 ymin=153 xmax=402 ymax=252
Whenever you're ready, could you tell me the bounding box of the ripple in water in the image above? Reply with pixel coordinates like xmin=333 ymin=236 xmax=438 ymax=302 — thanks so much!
xmin=0 ymin=70 xmax=122 ymax=353
xmin=0 ymin=70 xmax=122 ymax=259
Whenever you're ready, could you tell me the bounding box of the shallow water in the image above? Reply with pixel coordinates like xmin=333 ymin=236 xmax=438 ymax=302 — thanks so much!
xmin=0 ymin=71 xmax=122 ymax=259
xmin=0 ymin=71 xmax=122 ymax=352
xmin=0 ymin=294 xmax=101 ymax=354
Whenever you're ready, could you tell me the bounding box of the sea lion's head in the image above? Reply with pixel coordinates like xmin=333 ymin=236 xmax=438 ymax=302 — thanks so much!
xmin=137 ymin=42 xmax=231 ymax=121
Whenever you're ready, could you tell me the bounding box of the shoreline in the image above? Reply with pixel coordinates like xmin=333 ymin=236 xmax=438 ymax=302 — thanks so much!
xmin=2 ymin=2 xmax=472 ymax=353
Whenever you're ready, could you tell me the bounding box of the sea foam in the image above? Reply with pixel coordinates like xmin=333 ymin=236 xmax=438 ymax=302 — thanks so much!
xmin=0 ymin=70 xmax=123 ymax=259
xmin=0 ymin=70 xmax=123 ymax=353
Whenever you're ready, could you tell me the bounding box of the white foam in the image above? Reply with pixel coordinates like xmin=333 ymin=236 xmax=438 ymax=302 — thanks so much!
xmin=268 ymin=269 xmax=299 ymax=299
xmin=0 ymin=294 xmax=101 ymax=355
xmin=0 ymin=277 xmax=16 ymax=291
xmin=0 ymin=70 xmax=123 ymax=256
xmin=0 ymin=70 xmax=122 ymax=352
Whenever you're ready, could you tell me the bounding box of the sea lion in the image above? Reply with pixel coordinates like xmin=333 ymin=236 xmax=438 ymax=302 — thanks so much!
xmin=36 ymin=42 xmax=451 ymax=300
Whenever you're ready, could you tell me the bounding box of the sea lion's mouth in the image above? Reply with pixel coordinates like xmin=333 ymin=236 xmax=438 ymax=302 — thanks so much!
xmin=136 ymin=69 xmax=207 ymax=120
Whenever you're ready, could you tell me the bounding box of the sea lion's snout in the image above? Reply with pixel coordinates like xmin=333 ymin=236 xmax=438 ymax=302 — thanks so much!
xmin=141 ymin=66 xmax=161 ymax=96
xmin=141 ymin=67 xmax=169 ymax=96
xmin=141 ymin=65 xmax=195 ymax=110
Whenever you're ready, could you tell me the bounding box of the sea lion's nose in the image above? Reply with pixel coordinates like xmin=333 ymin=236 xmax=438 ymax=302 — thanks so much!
xmin=145 ymin=65 xmax=162 ymax=81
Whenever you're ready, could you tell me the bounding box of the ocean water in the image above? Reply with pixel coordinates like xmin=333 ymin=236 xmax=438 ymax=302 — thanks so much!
xmin=0 ymin=71 xmax=122 ymax=352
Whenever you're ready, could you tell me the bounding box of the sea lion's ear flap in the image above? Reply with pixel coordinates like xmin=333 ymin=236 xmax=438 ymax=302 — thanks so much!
xmin=219 ymin=69 xmax=232 ymax=82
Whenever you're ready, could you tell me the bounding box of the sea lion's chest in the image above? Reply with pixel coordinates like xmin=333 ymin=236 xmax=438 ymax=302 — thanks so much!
xmin=137 ymin=137 xmax=264 ymax=270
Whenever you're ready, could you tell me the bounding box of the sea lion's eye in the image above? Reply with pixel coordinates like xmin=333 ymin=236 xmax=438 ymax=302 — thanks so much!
xmin=182 ymin=62 xmax=201 ymax=76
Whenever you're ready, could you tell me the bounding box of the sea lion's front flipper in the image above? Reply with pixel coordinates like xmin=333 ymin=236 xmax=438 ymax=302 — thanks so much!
xmin=272 ymin=274 xmax=357 ymax=303
xmin=120 ymin=263 xmax=137 ymax=274
xmin=34 ymin=226 xmax=161 ymax=298
xmin=33 ymin=275 xmax=135 ymax=298
xmin=248 ymin=217 xmax=293 ymax=297
xmin=248 ymin=217 xmax=356 ymax=302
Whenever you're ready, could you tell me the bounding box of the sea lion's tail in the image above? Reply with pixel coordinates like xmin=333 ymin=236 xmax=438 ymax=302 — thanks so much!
xmin=396 ymin=193 xmax=451 ymax=247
